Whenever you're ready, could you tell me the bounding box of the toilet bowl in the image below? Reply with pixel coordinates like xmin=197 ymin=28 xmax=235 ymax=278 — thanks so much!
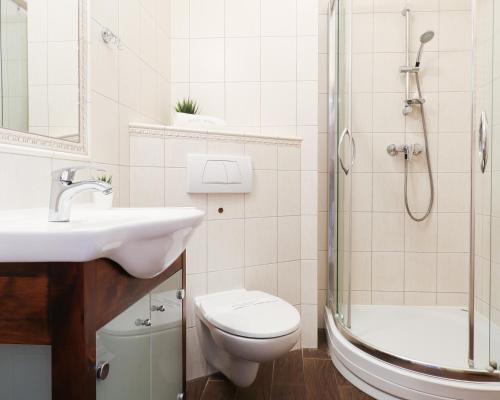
xmin=195 ymin=289 xmax=301 ymax=387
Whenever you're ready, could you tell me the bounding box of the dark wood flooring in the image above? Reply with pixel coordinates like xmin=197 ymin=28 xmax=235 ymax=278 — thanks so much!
xmin=187 ymin=330 xmax=374 ymax=400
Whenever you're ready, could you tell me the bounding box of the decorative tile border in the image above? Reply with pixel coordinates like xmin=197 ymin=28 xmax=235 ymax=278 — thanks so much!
xmin=130 ymin=124 xmax=302 ymax=147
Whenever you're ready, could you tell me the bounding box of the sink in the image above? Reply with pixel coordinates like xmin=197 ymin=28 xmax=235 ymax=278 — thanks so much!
xmin=0 ymin=206 xmax=204 ymax=279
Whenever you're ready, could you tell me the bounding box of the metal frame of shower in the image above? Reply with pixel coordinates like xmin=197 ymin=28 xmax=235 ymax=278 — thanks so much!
xmin=326 ymin=0 xmax=500 ymax=382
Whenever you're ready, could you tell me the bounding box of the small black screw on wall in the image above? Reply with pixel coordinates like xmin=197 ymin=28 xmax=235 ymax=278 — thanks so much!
xmin=218 ymin=207 xmax=224 ymax=214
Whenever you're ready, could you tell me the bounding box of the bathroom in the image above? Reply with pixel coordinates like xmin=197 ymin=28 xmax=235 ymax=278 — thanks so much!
xmin=0 ymin=0 xmax=498 ymax=399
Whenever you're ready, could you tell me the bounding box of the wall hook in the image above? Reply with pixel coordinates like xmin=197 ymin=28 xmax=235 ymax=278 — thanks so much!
xmin=101 ymin=27 xmax=122 ymax=49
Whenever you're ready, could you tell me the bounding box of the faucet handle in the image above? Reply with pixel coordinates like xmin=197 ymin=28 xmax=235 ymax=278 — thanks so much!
xmin=52 ymin=166 xmax=105 ymax=183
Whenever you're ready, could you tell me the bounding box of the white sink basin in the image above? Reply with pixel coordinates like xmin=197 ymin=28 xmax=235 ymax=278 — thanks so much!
xmin=0 ymin=207 xmax=204 ymax=279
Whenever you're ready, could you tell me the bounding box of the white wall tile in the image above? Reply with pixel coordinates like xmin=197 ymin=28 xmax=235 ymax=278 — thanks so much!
xmin=261 ymin=0 xmax=297 ymax=37
xmin=261 ymin=37 xmax=297 ymax=82
xmin=301 ymin=305 xmax=318 ymax=348
xmin=261 ymin=82 xmax=297 ymax=127
xmin=245 ymin=264 xmax=278 ymax=295
xmin=278 ymin=145 xmax=301 ymax=171
xmin=440 ymin=11 xmax=472 ymax=51
xmin=278 ymin=261 xmax=301 ymax=305
xmin=207 ymin=194 xmax=244 ymax=220
xmin=189 ymin=0 xmax=224 ymax=38
xmin=190 ymin=39 xmax=224 ymax=82
xmin=225 ymin=83 xmax=260 ymax=127
xmin=207 ymin=268 xmax=245 ymax=293
xmin=298 ymin=36 xmax=319 ymax=81
xmin=245 ymin=217 xmax=278 ymax=266
xmin=90 ymin=92 xmax=119 ymax=164
xmin=171 ymin=0 xmax=189 ymax=38
xmin=130 ymin=167 xmax=165 ymax=206
xmin=246 ymin=143 xmax=278 ymax=170
xmin=171 ymin=39 xmax=190 ymax=82
xmin=297 ymin=0 xmax=319 ymax=35
xmin=225 ymin=0 xmax=260 ymax=37
xmin=245 ymin=170 xmax=277 ymax=217
xmin=207 ymin=219 xmax=245 ymax=271
xmin=301 ymin=260 xmax=318 ymax=304
xmin=225 ymin=38 xmax=260 ymax=82
xmin=278 ymin=171 xmax=300 ymax=216
xmin=120 ymin=0 xmax=141 ymax=52
xmin=278 ymin=216 xmax=301 ymax=262
xmin=186 ymin=274 xmax=207 ymax=328
xmin=297 ymin=81 xmax=318 ymax=126
xmin=130 ymin=136 xmax=164 ymax=166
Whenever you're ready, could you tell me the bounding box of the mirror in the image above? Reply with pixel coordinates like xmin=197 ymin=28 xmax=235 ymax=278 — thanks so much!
xmin=0 ymin=0 xmax=86 ymax=152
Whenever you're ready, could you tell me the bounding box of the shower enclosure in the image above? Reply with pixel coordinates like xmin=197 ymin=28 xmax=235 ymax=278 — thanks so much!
xmin=326 ymin=0 xmax=500 ymax=398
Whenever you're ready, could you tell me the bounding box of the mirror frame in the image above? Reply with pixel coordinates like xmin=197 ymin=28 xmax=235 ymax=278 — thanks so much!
xmin=0 ymin=0 xmax=88 ymax=155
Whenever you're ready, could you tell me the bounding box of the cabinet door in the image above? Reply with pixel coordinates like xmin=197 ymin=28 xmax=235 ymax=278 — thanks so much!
xmin=96 ymin=294 xmax=152 ymax=400
xmin=150 ymin=269 xmax=184 ymax=400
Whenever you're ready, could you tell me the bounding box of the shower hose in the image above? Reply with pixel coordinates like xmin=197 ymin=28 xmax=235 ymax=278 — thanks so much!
xmin=404 ymin=73 xmax=434 ymax=222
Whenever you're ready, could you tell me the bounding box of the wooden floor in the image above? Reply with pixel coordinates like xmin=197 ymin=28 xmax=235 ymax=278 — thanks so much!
xmin=187 ymin=330 xmax=374 ymax=400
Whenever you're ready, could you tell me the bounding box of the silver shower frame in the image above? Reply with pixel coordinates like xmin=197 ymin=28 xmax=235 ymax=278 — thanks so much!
xmin=327 ymin=0 xmax=500 ymax=382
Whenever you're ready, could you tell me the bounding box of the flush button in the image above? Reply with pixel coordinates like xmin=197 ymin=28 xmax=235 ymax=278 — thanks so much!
xmin=203 ymin=160 xmax=227 ymax=184
xmin=225 ymin=161 xmax=241 ymax=184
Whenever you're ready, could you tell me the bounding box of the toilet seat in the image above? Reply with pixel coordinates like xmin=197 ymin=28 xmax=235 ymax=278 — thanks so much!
xmin=195 ymin=289 xmax=300 ymax=339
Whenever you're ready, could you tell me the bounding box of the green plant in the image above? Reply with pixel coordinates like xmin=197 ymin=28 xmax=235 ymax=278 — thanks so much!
xmin=97 ymin=174 xmax=112 ymax=185
xmin=175 ymin=98 xmax=199 ymax=115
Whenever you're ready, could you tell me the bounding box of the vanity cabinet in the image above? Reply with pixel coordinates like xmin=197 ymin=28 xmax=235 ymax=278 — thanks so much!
xmin=0 ymin=253 xmax=186 ymax=400
xmin=96 ymin=270 xmax=184 ymax=400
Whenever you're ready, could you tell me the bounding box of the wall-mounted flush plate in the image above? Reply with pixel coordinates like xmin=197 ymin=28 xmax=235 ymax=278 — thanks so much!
xmin=187 ymin=154 xmax=252 ymax=193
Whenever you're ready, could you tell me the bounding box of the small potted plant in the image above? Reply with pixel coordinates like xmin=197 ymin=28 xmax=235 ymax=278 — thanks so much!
xmin=173 ymin=97 xmax=199 ymax=126
xmin=173 ymin=97 xmax=226 ymax=128
xmin=93 ymin=174 xmax=113 ymax=209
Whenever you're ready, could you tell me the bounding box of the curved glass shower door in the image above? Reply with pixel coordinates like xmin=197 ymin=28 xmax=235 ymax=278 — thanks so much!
xmin=328 ymin=0 xmax=353 ymax=328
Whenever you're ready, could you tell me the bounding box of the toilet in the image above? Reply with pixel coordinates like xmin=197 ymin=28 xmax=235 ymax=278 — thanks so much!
xmin=194 ymin=289 xmax=301 ymax=387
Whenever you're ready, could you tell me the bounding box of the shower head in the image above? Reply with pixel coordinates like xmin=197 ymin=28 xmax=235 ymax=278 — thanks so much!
xmin=420 ymin=31 xmax=435 ymax=44
xmin=416 ymin=30 xmax=435 ymax=67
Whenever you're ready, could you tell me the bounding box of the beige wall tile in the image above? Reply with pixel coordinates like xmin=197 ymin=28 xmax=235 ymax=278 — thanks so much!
xmin=372 ymin=252 xmax=404 ymax=291
xmin=245 ymin=264 xmax=278 ymax=295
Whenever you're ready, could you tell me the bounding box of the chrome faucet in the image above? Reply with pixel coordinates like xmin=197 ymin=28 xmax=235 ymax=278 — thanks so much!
xmin=49 ymin=166 xmax=113 ymax=222
xmin=386 ymin=143 xmax=424 ymax=161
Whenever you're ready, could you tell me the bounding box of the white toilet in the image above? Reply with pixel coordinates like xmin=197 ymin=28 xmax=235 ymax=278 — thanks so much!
xmin=194 ymin=289 xmax=301 ymax=387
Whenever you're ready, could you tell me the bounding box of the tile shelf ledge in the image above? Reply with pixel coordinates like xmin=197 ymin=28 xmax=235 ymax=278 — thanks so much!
xmin=129 ymin=123 xmax=302 ymax=146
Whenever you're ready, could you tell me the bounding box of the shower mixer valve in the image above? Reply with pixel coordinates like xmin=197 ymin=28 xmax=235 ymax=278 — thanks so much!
xmin=387 ymin=143 xmax=423 ymax=160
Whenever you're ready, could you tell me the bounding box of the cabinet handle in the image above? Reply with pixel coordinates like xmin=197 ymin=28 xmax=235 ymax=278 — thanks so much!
xmin=96 ymin=360 xmax=110 ymax=380
xmin=135 ymin=318 xmax=152 ymax=327
xmin=151 ymin=305 xmax=166 ymax=312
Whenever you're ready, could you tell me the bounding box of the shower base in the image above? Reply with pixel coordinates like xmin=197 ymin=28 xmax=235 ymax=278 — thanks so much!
xmin=348 ymin=305 xmax=499 ymax=370
xmin=325 ymin=306 xmax=500 ymax=400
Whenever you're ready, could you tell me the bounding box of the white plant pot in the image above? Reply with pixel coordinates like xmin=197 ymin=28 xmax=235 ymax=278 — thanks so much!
xmin=173 ymin=112 xmax=226 ymax=129
xmin=93 ymin=192 xmax=114 ymax=209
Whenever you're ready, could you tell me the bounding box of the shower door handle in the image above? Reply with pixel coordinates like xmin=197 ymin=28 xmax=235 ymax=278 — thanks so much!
xmin=338 ymin=128 xmax=356 ymax=175
xmin=479 ymin=111 xmax=488 ymax=174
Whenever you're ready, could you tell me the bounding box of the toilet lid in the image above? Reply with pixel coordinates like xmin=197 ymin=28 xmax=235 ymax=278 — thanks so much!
xmin=195 ymin=290 xmax=301 ymax=339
